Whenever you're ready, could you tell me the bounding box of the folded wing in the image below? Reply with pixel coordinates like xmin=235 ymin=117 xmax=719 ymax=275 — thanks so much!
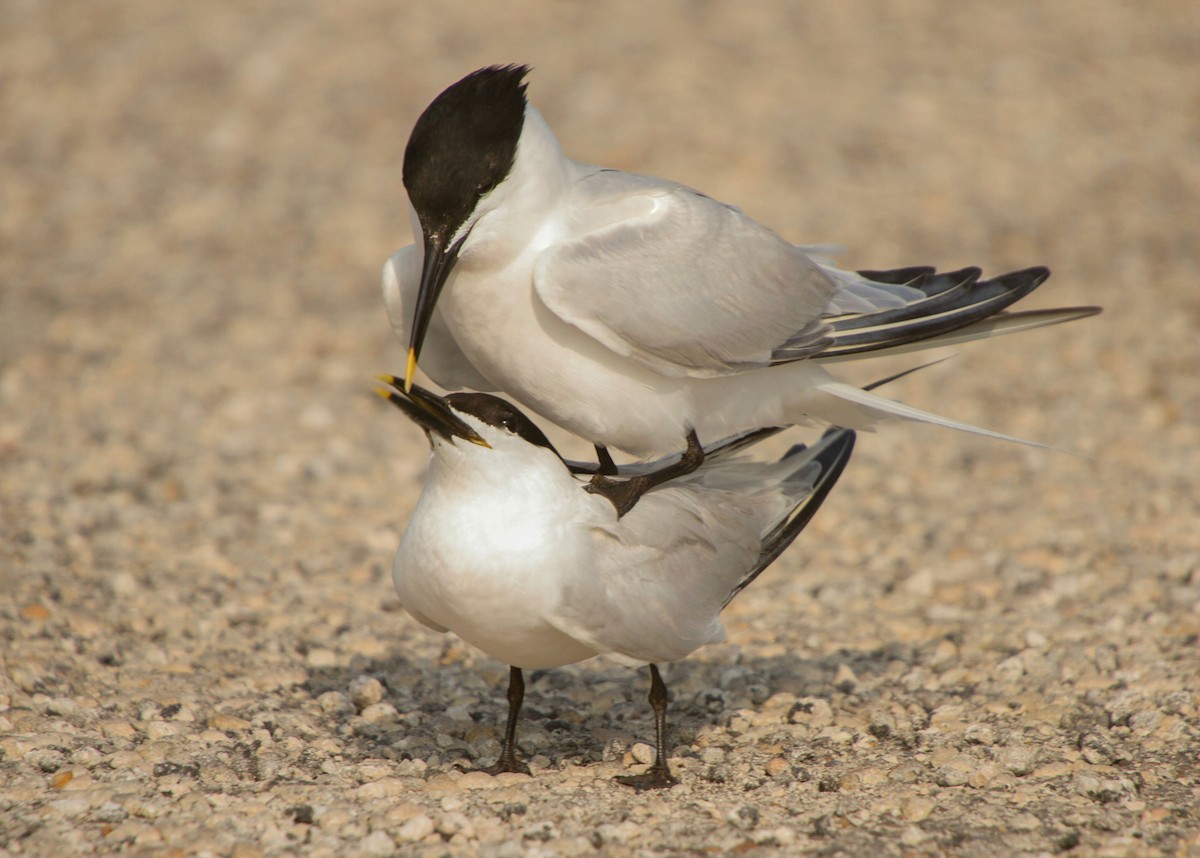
xmin=534 ymin=173 xmax=849 ymax=378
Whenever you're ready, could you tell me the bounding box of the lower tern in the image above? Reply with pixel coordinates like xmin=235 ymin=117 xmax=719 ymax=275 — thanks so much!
xmin=385 ymin=65 xmax=1099 ymax=511
xmin=377 ymin=378 xmax=855 ymax=789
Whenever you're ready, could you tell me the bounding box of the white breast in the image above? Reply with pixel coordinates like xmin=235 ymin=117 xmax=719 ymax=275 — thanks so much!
xmin=392 ymin=438 xmax=603 ymax=669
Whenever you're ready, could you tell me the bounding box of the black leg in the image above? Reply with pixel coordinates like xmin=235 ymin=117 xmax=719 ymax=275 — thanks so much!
xmin=594 ymin=444 xmax=619 ymax=476
xmin=586 ymin=430 xmax=704 ymax=518
xmin=458 ymin=666 xmax=531 ymax=776
xmin=615 ymin=664 xmax=679 ymax=790
xmin=491 ymin=666 xmax=531 ymax=775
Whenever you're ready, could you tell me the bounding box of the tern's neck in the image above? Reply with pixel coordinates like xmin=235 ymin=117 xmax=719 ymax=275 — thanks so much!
xmin=458 ymin=106 xmax=576 ymax=263
xmin=428 ymin=435 xmax=573 ymax=500
xmin=512 ymin=105 xmax=574 ymax=193
xmin=422 ymin=436 xmax=592 ymax=535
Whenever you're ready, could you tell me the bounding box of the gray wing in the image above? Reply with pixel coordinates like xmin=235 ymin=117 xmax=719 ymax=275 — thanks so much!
xmin=547 ymin=428 xmax=856 ymax=663
xmin=548 ymin=487 xmax=767 ymax=663
xmin=724 ymin=428 xmax=855 ymax=606
xmin=533 ymin=171 xmax=839 ymax=378
xmin=535 ymin=171 xmax=1071 ymax=375
xmin=797 ymin=266 xmax=1063 ymax=362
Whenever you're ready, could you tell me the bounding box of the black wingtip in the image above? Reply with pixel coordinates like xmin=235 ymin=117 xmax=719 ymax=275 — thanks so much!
xmin=1024 ymin=265 xmax=1051 ymax=286
xmin=725 ymin=428 xmax=857 ymax=605
xmin=862 ymin=358 xmax=951 ymax=391
xmin=768 ymin=427 xmax=856 ymax=555
xmin=855 ymin=265 xmax=935 ymax=286
xmin=815 ymin=265 xmax=1056 ymax=359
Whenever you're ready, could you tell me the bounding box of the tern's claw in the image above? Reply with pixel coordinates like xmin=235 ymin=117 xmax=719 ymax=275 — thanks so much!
xmin=614 ymin=766 xmax=678 ymax=791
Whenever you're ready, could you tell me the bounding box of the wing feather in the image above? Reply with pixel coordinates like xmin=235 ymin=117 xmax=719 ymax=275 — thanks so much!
xmin=546 ymin=488 xmax=764 ymax=663
xmin=534 ymin=174 xmax=837 ymax=377
xmin=545 ymin=431 xmax=854 ymax=664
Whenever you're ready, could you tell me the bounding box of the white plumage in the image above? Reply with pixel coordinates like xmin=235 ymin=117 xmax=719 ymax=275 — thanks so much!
xmin=390 ymin=390 xmax=851 ymax=669
xmin=387 ymin=66 xmax=1098 ymax=458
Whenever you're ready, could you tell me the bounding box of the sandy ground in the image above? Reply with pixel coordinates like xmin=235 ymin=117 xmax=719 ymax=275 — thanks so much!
xmin=2 ymin=2 xmax=1199 ymax=855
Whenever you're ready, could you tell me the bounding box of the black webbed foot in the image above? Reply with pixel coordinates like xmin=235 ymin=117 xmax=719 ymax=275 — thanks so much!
xmin=455 ymin=755 xmax=531 ymax=777
xmin=614 ymin=765 xmax=678 ymax=791
xmin=585 ymin=431 xmax=704 ymax=517
xmin=615 ymin=664 xmax=678 ymax=789
xmin=585 ymin=473 xmax=649 ymax=517
xmin=455 ymin=666 xmax=531 ymax=777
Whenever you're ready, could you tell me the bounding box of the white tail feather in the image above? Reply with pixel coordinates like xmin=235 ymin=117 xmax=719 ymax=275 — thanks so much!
xmin=817 ymin=306 xmax=1100 ymax=364
xmin=816 ymin=381 xmax=1048 ymax=448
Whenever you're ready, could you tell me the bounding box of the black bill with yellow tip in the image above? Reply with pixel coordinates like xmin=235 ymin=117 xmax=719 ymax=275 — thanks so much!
xmin=404 ymin=232 xmax=465 ymax=391
xmin=375 ymin=375 xmax=490 ymax=447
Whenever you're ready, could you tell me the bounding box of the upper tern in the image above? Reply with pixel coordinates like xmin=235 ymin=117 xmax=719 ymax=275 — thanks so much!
xmin=378 ymin=378 xmax=855 ymax=789
xmin=384 ymin=65 xmax=1099 ymax=511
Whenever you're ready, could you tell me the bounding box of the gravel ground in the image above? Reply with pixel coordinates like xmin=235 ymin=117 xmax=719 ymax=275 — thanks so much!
xmin=3 ymin=2 xmax=1198 ymax=856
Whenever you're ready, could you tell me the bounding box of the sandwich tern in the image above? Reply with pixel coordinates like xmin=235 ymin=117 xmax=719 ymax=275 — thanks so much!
xmin=384 ymin=65 xmax=1099 ymax=513
xmin=377 ymin=378 xmax=855 ymax=789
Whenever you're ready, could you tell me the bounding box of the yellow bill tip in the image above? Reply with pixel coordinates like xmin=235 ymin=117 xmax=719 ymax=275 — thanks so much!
xmin=404 ymin=349 xmax=418 ymax=392
xmin=372 ymin=386 xmax=393 ymax=401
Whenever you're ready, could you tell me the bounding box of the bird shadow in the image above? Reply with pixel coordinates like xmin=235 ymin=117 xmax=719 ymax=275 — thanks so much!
xmin=301 ymin=638 xmax=942 ymax=775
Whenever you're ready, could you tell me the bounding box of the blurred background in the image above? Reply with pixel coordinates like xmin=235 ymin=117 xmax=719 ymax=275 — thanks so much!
xmin=4 ymin=0 xmax=1196 ymax=587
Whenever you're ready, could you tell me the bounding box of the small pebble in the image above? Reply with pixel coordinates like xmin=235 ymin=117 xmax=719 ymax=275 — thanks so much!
xmin=902 ymin=797 xmax=936 ymax=822
xmin=629 ymin=743 xmax=655 ymax=766
xmin=788 ymin=698 xmax=833 ymax=727
xmin=357 ymin=830 xmax=397 ymax=855
xmin=523 ymin=820 xmax=558 ymax=842
xmin=44 ymin=698 xmax=80 ymax=717
xmin=764 ymin=756 xmax=789 ymax=777
xmin=208 ymin=713 xmax=251 ymax=731
xmin=437 ymin=811 xmax=474 ymax=839
xmin=933 ymin=767 xmax=968 ymax=787
xmin=457 ymin=771 xmax=501 ymax=789
xmin=348 ymin=676 xmax=386 ymax=710
xmin=317 ymin=692 xmax=354 ymax=716
xmin=395 ymin=815 xmax=435 ymax=843
xmin=306 ymin=649 xmax=338 ymax=668
xmin=999 ymin=745 xmax=1038 ymax=776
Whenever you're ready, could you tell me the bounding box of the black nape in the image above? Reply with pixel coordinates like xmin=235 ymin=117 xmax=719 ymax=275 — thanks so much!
xmin=445 ymin=392 xmax=560 ymax=455
xmin=403 ymin=65 xmax=530 ymax=241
